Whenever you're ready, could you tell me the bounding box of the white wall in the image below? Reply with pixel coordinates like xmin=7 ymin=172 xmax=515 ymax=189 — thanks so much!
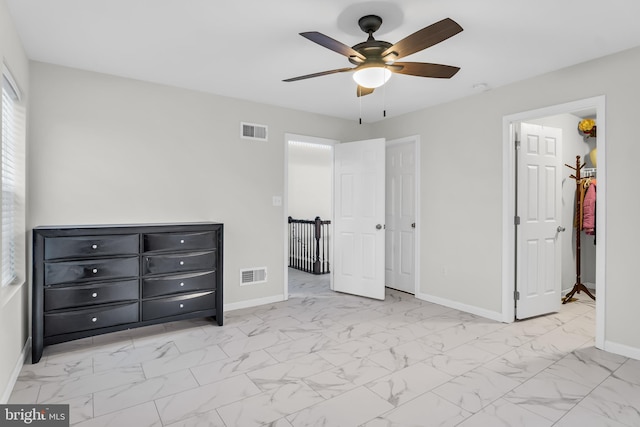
xmin=287 ymin=142 xmax=332 ymax=221
xmin=0 ymin=0 xmax=29 ymax=403
xmin=27 ymin=62 xmax=367 ymax=312
xmin=371 ymin=45 xmax=640 ymax=355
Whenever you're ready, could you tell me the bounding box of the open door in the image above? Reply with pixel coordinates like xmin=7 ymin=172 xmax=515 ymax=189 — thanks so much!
xmin=516 ymin=123 xmax=563 ymax=319
xmin=333 ymin=138 xmax=386 ymax=300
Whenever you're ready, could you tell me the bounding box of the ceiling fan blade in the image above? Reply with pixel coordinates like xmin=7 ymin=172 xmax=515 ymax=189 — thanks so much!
xmin=300 ymin=32 xmax=366 ymax=61
xmin=283 ymin=67 xmax=355 ymax=82
xmin=382 ymin=18 xmax=463 ymax=60
xmin=393 ymin=62 xmax=460 ymax=78
xmin=357 ymin=86 xmax=375 ymax=97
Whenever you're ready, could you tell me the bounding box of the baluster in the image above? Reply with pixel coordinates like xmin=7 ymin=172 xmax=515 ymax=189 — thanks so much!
xmin=313 ymin=217 xmax=321 ymax=274
xmin=307 ymin=220 xmax=311 ymax=273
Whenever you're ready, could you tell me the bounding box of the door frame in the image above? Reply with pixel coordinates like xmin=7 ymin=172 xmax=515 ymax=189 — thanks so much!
xmin=386 ymin=136 xmax=421 ymax=296
xmin=283 ymin=134 xmax=421 ymax=300
xmin=283 ymin=133 xmax=338 ymax=301
xmin=502 ymin=96 xmax=605 ymax=349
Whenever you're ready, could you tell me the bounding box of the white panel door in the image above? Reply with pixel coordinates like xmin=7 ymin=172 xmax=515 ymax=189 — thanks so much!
xmin=333 ymin=138 xmax=386 ymax=300
xmin=516 ymin=123 xmax=563 ymax=319
xmin=385 ymin=142 xmax=415 ymax=294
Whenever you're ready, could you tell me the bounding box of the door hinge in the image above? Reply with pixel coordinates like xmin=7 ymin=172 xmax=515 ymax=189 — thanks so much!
xmin=515 ymin=139 xmax=521 ymax=149
xmin=514 ymin=290 xmax=520 ymax=301
xmin=514 ymin=216 xmax=520 ymax=225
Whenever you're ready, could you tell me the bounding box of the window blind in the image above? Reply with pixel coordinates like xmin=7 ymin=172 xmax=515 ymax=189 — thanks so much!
xmin=1 ymin=71 xmax=20 ymax=287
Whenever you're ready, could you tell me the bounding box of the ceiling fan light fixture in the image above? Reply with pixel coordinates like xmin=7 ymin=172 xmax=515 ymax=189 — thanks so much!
xmin=353 ymin=67 xmax=392 ymax=89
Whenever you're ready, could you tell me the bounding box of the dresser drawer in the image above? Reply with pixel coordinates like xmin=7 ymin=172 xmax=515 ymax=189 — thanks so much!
xmin=44 ymin=302 xmax=139 ymax=337
xmin=143 ymin=231 xmax=216 ymax=253
xmin=142 ymin=291 xmax=215 ymax=321
xmin=44 ymin=279 xmax=139 ymax=311
xmin=142 ymin=271 xmax=214 ymax=298
xmin=44 ymin=256 xmax=139 ymax=285
xmin=44 ymin=234 xmax=139 ymax=260
xmin=143 ymin=251 xmax=215 ymax=276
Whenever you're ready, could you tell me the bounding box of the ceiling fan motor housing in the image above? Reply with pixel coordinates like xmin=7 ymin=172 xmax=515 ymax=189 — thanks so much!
xmin=349 ymin=15 xmax=393 ymax=66
xmin=358 ymin=15 xmax=383 ymax=34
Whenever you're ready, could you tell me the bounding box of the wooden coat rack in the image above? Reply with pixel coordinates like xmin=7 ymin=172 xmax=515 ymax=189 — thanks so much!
xmin=563 ymin=155 xmax=596 ymax=304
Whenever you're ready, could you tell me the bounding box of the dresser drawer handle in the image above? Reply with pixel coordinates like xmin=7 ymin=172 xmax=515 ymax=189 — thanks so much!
xmin=92 ymin=292 xmax=98 ymax=298
xmin=179 ymin=282 xmax=184 ymax=287
xmin=179 ymin=261 xmax=184 ymax=266
xmin=92 ymin=268 xmax=98 ymax=274
xmin=91 ymin=244 xmax=98 ymax=249
xmin=180 ymin=239 xmax=185 ymax=244
xmin=91 ymin=317 xmax=98 ymax=322
xmin=179 ymin=303 xmax=184 ymax=308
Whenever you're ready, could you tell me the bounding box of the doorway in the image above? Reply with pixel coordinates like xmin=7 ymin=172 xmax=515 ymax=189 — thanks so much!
xmin=284 ymin=134 xmax=420 ymax=301
xmin=284 ymin=134 xmax=336 ymax=301
xmin=502 ymin=96 xmax=605 ymax=348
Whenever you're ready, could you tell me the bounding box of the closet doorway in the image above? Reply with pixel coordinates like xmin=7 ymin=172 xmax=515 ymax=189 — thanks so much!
xmin=385 ymin=137 xmax=419 ymax=295
xmin=502 ymin=96 xmax=605 ymax=349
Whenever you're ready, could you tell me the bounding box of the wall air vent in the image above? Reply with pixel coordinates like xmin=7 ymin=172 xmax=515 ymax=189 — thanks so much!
xmin=240 ymin=267 xmax=267 ymax=285
xmin=241 ymin=122 xmax=268 ymax=141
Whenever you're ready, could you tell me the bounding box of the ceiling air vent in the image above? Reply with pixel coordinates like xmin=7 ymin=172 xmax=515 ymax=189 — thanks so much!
xmin=240 ymin=267 xmax=267 ymax=285
xmin=241 ymin=122 xmax=268 ymax=141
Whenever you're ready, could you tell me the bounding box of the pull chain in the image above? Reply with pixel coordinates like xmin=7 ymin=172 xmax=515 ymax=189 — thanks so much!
xmin=359 ymin=86 xmax=362 ymax=125
xmin=383 ymin=81 xmax=386 ymax=118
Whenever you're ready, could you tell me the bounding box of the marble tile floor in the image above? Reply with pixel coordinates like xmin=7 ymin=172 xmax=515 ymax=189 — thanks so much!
xmin=10 ymin=269 xmax=639 ymax=426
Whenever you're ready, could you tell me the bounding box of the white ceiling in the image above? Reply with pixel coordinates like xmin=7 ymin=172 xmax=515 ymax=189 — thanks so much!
xmin=6 ymin=0 xmax=640 ymax=123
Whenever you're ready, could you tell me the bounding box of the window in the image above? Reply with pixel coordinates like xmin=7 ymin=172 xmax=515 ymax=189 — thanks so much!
xmin=1 ymin=67 xmax=24 ymax=287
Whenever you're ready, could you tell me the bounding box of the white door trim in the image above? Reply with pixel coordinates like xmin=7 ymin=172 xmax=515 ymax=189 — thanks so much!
xmin=284 ymin=133 xmax=338 ymax=301
xmin=502 ymin=96 xmax=606 ymax=350
xmin=386 ymin=135 xmax=421 ymax=296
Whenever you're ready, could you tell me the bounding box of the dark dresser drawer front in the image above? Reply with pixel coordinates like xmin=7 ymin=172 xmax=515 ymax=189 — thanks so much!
xmin=44 ymin=302 xmax=139 ymax=337
xmin=143 ymin=251 xmax=215 ymax=276
xmin=142 ymin=271 xmax=215 ymax=298
xmin=142 ymin=291 xmax=215 ymax=321
xmin=44 ymin=256 xmax=139 ymax=285
xmin=44 ymin=279 xmax=139 ymax=311
xmin=143 ymin=231 xmax=216 ymax=253
xmin=44 ymin=234 xmax=139 ymax=260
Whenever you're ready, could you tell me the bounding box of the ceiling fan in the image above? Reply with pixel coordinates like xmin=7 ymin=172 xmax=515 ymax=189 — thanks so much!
xmin=283 ymin=15 xmax=463 ymax=97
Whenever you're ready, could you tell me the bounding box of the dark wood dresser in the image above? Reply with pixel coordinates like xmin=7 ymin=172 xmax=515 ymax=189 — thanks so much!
xmin=32 ymin=222 xmax=223 ymax=363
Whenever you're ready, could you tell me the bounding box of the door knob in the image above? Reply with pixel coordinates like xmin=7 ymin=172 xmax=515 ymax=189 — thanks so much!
xmin=376 ymin=224 xmax=383 ymax=230
xmin=557 ymin=226 xmax=566 ymax=232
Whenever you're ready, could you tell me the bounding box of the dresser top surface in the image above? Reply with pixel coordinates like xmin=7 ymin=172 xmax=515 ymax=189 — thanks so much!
xmin=33 ymin=222 xmax=223 ymax=236
xmin=35 ymin=222 xmax=222 ymax=230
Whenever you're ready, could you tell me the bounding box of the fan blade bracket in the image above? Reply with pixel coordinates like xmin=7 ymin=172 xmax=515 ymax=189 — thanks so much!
xmin=349 ymin=55 xmax=365 ymax=64
xmin=382 ymin=52 xmax=399 ymax=64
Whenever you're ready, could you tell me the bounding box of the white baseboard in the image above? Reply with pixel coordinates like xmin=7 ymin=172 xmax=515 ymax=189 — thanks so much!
xmin=1 ymin=337 xmax=30 ymax=404
xmin=224 ymin=294 xmax=285 ymax=312
xmin=416 ymin=292 xmax=504 ymax=323
xmin=603 ymin=340 xmax=640 ymax=361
